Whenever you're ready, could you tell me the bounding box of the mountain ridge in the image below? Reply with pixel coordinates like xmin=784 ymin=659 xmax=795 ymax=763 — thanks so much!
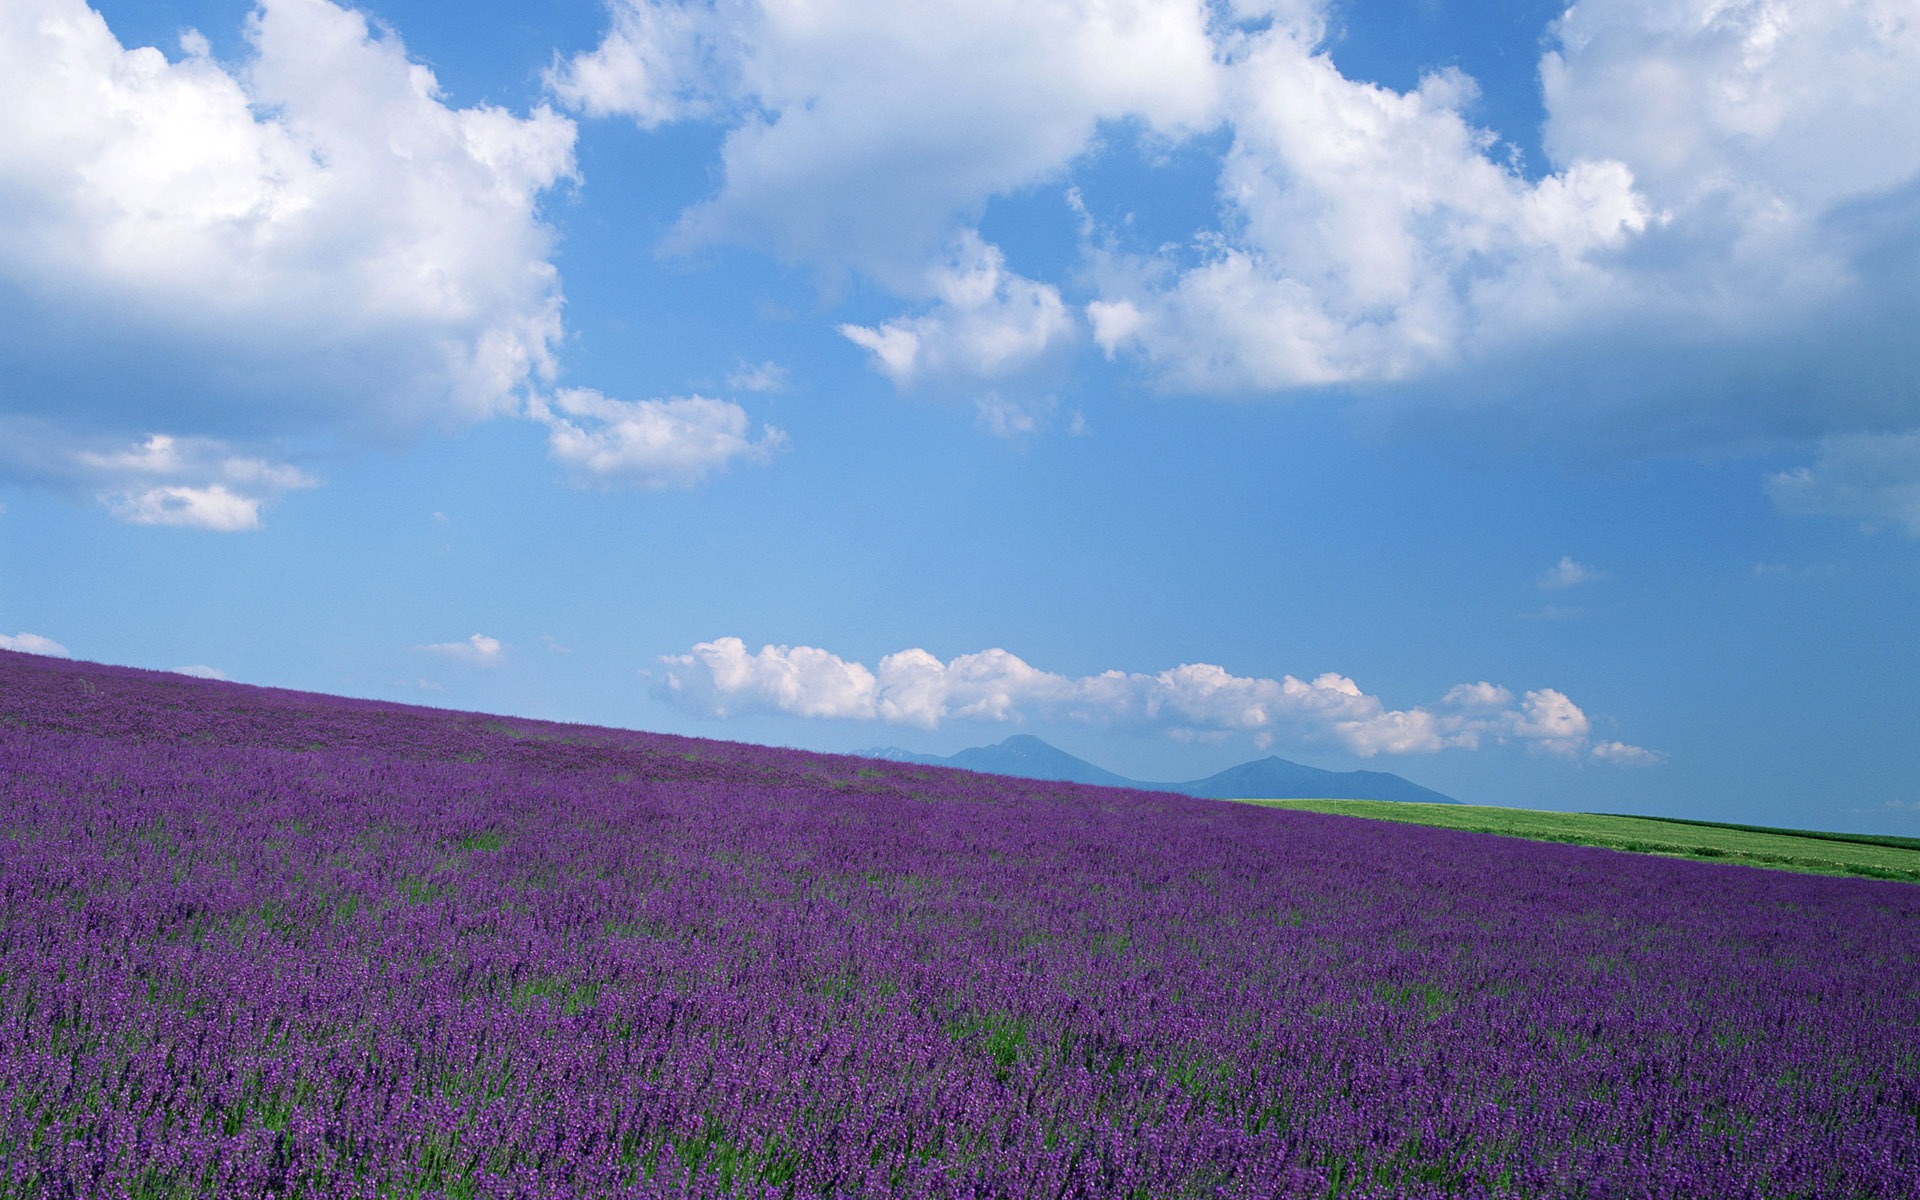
xmin=857 ymin=734 xmax=1460 ymax=804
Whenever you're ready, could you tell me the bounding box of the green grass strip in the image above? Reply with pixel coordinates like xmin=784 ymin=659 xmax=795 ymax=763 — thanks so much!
xmin=1231 ymin=799 xmax=1920 ymax=883
xmin=1585 ymin=813 xmax=1920 ymax=852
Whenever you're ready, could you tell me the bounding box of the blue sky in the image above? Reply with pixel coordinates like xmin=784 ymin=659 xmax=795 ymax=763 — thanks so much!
xmin=2 ymin=0 xmax=1916 ymax=831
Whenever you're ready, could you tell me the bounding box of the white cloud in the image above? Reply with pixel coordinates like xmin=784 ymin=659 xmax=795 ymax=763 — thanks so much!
xmin=1505 ymin=688 xmax=1592 ymax=756
xmin=418 ymin=633 xmax=505 ymax=666
xmin=1087 ymin=299 xmax=1148 ymax=356
xmin=1591 ymin=739 xmax=1667 ymax=766
xmin=76 ymin=434 xmax=313 ymax=490
xmin=725 ymin=360 xmax=788 ymax=392
xmin=555 ymin=1 xmax=1218 ymax=428
xmin=0 ymin=424 xmax=318 ymax=531
xmin=173 ymin=664 xmax=228 ymax=680
xmin=1089 ymin=20 xmax=1651 ymax=392
xmin=1539 ymin=555 xmax=1602 ymax=589
xmin=531 ymin=388 xmax=785 ymax=488
xmin=0 ymin=632 xmax=70 ymax=657
xmin=546 ymin=0 xmax=736 ymax=127
xmin=554 ymin=0 xmax=1222 ymax=277
xmin=1541 ymin=0 xmax=1920 ymax=215
xmin=1095 ymin=0 xmax=1920 ymax=453
xmin=658 ymin=637 xmax=877 ymax=719
xmin=1441 ymin=681 xmax=1515 ymax=709
xmin=558 ymin=0 xmax=1920 ymax=461
xmin=840 ymin=232 xmax=1076 ymax=386
xmin=659 ymin=636 xmax=1655 ymax=761
xmin=0 ymin=0 xmax=576 ymax=484
xmin=1768 ymin=431 xmax=1920 ymax=535
xmin=105 ymin=484 xmax=263 ymax=532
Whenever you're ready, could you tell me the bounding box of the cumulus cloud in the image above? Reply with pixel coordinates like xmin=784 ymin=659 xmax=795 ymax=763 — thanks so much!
xmin=1088 ymin=22 xmax=1651 ymax=392
xmin=558 ymin=0 xmax=1652 ymax=395
xmin=0 ymin=0 xmax=623 ymax=518
xmin=0 ymin=423 xmax=317 ymax=530
xmin=1441 ymin=681 xmax=1515 ymax=709
xmin=105 ymin=486 xmax=263 ymax=532
xmin=418 ymin=634 xmax=505 ymax=666
xmin=173 ymin=664 xmax=228 ymax=680
xmin=841 ymin=232 xmax=1076 ymax=386
xmin=553 ymin=0 xmax=1221 ymax=276
xmin=1541 ymin=0 xmax=1920 ymax=214
xmin=0 ymin=632 xmax=70 ymax=657
xmin=658 ymin=637 xmax=1653 ymax=761
xmin=559 ymin=0 xmax=1920 ymax=463
xmin=1768 ymin=431 xmax=1920 ymax=535
xmin=1099 ymin=0 xmax=1920 ymax=454
xmin=546 ymin=0 xmax=737 ymax=127
xmin=657 ymin=637 xmax=877 ymax=720
xmin=83 ymin=433 xmax=316 ymax=531
xmin=530 ymin=389 xmax=785 ymax=488
xmin=1590 ymin=739 xmax=1667 ymax=766
xmin=0 ymin=1 xmax=576 ymax=433
xmin=1539 ymin=555 xmax=1602 ymax=589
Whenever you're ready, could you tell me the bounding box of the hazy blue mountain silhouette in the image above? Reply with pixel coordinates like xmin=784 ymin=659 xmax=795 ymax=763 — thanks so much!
xmin=1178 ymin=757 xmax=1458 ymax=804
xmin=859 ymin=734 xmax=1459 ymax=804
xmin=856 ymin=735 xmax=1129 ymax=787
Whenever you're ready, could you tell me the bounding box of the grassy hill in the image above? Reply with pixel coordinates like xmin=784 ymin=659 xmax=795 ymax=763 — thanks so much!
xmin=1237 ymin=798 xmax=1920 ymax=882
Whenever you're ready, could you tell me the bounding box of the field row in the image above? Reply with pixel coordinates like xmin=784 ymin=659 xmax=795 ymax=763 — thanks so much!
xmin=1242 ymin=799 xmax=1920 ymax=882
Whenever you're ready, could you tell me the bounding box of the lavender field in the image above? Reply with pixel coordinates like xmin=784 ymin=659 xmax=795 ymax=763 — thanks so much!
xmin=2 ymin=650 xmax=1916 ymax=1199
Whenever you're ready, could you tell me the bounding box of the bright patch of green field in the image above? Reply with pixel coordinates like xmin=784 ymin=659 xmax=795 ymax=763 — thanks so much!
xmin=1235 ymin=799 xmax=1920 ymax=883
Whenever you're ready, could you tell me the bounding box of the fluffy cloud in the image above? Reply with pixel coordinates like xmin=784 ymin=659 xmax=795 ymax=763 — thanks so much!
xmin=553 ymin=0 xmax=1221 ymax=276
xmin=1590 ymin=739 xmax=1667 ymax=766
xmin=554 ymin=0 xmax=1215 ymax=401
xmin=562 ymin=0 xmax=1920 ymax=462
xmin=1541 ymin=0 xmax=1920 ymax=214
xmin=840 ymin=233 xmax=1076 ymax=385
xmin=83 ymin=433 xmax=315 ymax=531
xmin=105 ymin=486 xmax=264 ymax=532
xmin=1768 ymin=432 xmax=1920 ymax=535
xmin=418 ymin=634 xmax=505 ymax=666
xmin=0 ymin=0 xmax=584 ymax=515
xmin=1098 ymin=0 xmax=1920 ymax=458
xmin=173 ymin=665 xmax=228 ymax=680
xmin=561 ymin=0 xmax=1652 ymax=393
xmin=659 ymin=638 xmax=1651 ymax=761
xmin=658 ymin=637 xmax=877 ymax=719
xmin=546 ymin=0 xmax=734 ymax=127
xmin=531 ymin=389 xmax=786 ymax=489
xmin=1088 ymin=21 xmax=1650 ymax=392
xmin=0 ymin=423 xmax=317 ymax=531
xmin=1539 ymin=556 xmax=1602 ymax=589
xmin=0 ymin=632 xmax=70 ymax=657
xmin=0 ymin=0 xmax=575 ymax=428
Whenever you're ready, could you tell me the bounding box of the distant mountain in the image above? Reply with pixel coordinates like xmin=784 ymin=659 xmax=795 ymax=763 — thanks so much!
xmin=1178 ymin=757 xmax=1459 ymax=805
xmin=856 ymin=735 xmax=1132 ymax=787
xmin=942 ymin=734 xmax=1138 ymax=788
xmin=856 ymin=735 xmax=1459 ymax=804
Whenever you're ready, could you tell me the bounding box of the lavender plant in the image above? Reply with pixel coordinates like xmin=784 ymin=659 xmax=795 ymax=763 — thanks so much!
xmin=2 ymin=649 xmax=1916 ymax=1197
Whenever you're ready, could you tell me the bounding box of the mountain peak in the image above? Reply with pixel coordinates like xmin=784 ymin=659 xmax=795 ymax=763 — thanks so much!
xmin=870 ymin=736 xmax=1459 ymax=803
